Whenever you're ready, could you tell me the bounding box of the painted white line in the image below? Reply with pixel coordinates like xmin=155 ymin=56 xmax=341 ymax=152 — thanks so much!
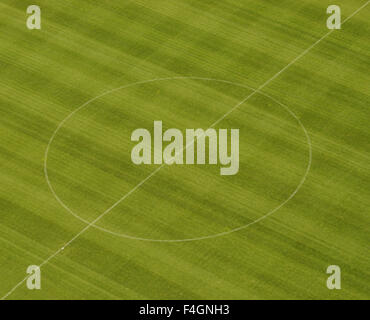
xmin=2 ymin=1 xmax=368 ymax=300
xmin=212 ymin=0 xmax=370 ymax=128
xmin=44 ymin=77 xmax=312 ymax=241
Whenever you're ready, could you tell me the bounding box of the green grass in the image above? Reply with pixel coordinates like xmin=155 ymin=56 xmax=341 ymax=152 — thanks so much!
xmin=0 ymin=0 xmax=369 ymax=299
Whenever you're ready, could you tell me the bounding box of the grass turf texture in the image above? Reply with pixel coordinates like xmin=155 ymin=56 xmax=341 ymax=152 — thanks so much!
xmin=0 ymin=0 xmax=369 ymax=299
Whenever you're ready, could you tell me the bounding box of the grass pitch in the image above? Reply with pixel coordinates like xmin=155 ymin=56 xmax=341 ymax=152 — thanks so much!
xmin=0 ymin=0 xmax=369 ymax=299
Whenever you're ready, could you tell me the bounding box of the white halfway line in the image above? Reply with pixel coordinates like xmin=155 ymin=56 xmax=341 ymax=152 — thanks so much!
xmin=1 ymin=1 xmax=369 ymax=300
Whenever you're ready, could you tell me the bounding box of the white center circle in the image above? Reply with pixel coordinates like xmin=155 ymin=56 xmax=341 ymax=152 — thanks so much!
xmin=44 ymin=77 xmax=312 ymax=242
